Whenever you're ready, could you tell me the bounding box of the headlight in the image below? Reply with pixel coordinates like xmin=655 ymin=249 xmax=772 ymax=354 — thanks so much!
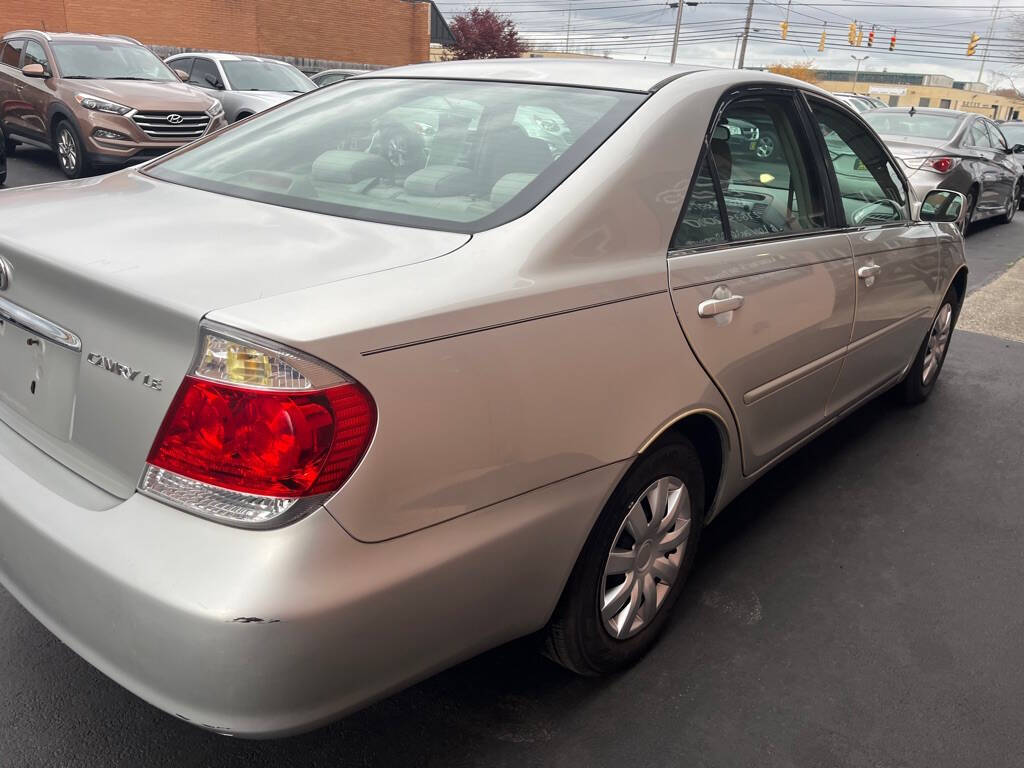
xmin=74 ymin=93 xmax=133 ymax=116
xmin=207 ymin=99 xmax=224 ymax=117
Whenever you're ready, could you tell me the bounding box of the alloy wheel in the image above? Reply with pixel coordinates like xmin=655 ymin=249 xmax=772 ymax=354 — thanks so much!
xmin=57 ymin=126 xmax=79 ymax=175
xmin=755 ymin=135 xmax=775 ymax=159
xmin=922 ymin=303 xmax=953 ymax=386
xmin=599 ymin=476 xmax=691 ymax=640
xmin=1009 ymin=183 xmax=1020 ymax=222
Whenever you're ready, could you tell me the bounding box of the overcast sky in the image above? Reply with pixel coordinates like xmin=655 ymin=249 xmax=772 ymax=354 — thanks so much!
xmin=437 ymin=0 xmax=1023 ymax=88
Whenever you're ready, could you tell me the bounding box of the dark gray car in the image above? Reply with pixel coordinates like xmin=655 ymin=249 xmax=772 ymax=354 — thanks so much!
xmin=863 ymin=107 xmax=1023 ymax=231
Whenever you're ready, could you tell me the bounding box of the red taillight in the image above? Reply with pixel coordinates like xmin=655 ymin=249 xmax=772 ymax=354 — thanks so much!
xmin=931 ymin=157 xmax=955 ymax=173
xmin=147 ymin=376 xmax=375 ymax=498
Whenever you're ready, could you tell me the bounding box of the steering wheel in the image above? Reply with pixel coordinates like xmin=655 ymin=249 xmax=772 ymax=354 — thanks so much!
xmin=372 ymin=124 xmax=426 ymax=173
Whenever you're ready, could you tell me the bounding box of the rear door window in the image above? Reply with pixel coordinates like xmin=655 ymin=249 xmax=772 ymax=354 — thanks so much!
xmin=170 ymin=57 xmax=194 ymax=78
xmin=709 ymin=96 xmax=827 ymax=242
xmin=0 ymin=39 xmax=24 ymax=68
xmin=968 ymin=120 xmax=993 ymax=148
xmin=672 ymin=156 xmax=726 ymax=249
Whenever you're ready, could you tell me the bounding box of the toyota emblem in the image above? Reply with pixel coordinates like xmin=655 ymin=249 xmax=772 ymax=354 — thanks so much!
xmin=167 ymin=113 xmax=184 ymax=124
xmin=0 ymin=255 xmax=11 ymax=291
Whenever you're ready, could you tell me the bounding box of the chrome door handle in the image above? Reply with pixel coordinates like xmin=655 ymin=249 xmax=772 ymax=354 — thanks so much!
xmin=698 ymin=295 xmax=744 ymax=317
xmin=857 ymin=264 xmax=881 ymax=279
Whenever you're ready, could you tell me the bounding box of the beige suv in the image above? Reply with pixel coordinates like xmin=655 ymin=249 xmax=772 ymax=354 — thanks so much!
xmin=0 ymin=30 xmax=227 ymax=178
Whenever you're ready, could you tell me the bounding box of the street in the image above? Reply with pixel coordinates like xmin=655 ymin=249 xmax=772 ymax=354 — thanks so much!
xmin=1 ymin=151 xmax=1023 ymax=766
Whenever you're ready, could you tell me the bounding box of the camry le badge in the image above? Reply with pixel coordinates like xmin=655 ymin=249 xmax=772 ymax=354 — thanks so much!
xmin=86 ymin=352 xmax=162 ymax=391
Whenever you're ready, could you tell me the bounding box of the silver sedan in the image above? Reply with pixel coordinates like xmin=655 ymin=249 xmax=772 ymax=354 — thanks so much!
xmin=165 ymin=51 xmax=315 ymax=122
xmin=0 ymin=60 xmax=966 ymax=738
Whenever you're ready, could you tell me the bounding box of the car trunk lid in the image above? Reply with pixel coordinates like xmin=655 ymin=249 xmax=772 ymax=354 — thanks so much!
xmin=0 ymin=170 xmax=469 ymax=497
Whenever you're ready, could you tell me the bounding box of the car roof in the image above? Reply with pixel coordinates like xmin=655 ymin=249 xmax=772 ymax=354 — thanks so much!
xmin=357 ymin=58 xmax=706 ymax=93
xmin=2 ymin=30 xmax=141 ymax=44
xmin=168 ymin=51 xmax=288 ymax=64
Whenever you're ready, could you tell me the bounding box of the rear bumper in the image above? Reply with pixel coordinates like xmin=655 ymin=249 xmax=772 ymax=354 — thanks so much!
xmin=0 ymin=417 xmax=618 ymax=737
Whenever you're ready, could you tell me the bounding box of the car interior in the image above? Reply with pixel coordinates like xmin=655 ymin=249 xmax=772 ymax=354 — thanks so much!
xmin=150 ymin=80 xmax=632 ymax=227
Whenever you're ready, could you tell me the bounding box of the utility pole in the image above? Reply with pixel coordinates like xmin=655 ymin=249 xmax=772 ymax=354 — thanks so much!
xmin=851 ymin=54 xmax=869 ymax=92
xmin=736 ymin=0 xmax=755 ymax=70
xmin=669 ymin=2 xmax=697 ymax=65
xmin=977 ymin=0 xmax=1001 ymax=82
xmin=564 ymin=0 xmax=573 ymax=53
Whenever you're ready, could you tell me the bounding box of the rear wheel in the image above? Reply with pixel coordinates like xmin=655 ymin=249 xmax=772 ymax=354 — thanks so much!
xmin=543 ymin=439 xmax=705 ymax=675
xmin=960 ymin=189 xmax=977 ymax=234
xmin=54 ymin=120 xmax=90 ymax=179
xmin=901 ymin=286 xmax=959 ymax=405
xmin=755 ymin=133 xmax=776 ymax=159
xmin=1000 ymin=180 xmax=1020 ymax=224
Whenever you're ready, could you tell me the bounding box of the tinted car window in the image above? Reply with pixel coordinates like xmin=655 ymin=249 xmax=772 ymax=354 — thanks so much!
xmin=316 ymin=73 xmax=349 ymax=87
xmin=672 ymin=156 xmax=726 ymax=250
xmin=190 ymin=58 xmax=221 ymax=88
xmin=169 ymin=57 xmax=194 ymax=78
xmin=709 ymin=97 xmax=826 ymax=241
xmin=0 ymin=40 xmax=24 ymax=68
xmin=23 ymin=41 xmax=49 ymax=71
xmin=148 ymin=79 xmax=642 ymax=233
xmin=985 ymin=121 xmax=1009 ymax=151
xmin=967 ymin=120 xmax=993 ymax=148
xmin=812 ymin=100 xmax=909 ymax=225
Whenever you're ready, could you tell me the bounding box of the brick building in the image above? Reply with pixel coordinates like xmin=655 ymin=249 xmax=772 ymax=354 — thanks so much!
xmin=2 ymin=0 xmax=454 ymax=68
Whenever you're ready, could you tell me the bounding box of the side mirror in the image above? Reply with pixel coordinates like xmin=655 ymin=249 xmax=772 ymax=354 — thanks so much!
xmin=1013 ymin=143 xmax=1024 ymax=154
xmin=203 ymin=73 xmax=224 ymax=90
xmin=174 ymin=68 xmax=189 ymax=82
xmin=22 ymin=63 xmax=47 ymax=78
xmin=919 ymin=189 xmax=966 ymax=225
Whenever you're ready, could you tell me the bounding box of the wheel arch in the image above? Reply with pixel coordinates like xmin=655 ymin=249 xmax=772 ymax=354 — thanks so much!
xmin=637 ymin=408 xmax=730 ymax=521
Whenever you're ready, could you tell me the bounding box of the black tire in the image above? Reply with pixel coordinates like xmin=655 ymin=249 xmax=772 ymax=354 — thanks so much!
xmin=3 ymin=134 xmax=15 ymax=155
xmin=1000 ymin=180 xmax=1021 ymax=224
xmin=543 ymin=438 xmax=705 ymax=676
xmin=900 ymin=285 xmax=960 ymax=405
xmin=234 ymin=112 xmax=253 ymax=123
xmin=960 ymin=188 xmax=977 ymax=235
xmin=53 ymin=119 xmax=90 ymax=179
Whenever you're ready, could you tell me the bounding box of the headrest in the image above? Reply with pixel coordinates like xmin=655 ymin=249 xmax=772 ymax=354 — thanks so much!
xmin=403 ymin=165 xmax=475 ymax=197
xmin=312 ymin=151 xmax=391 ymax=183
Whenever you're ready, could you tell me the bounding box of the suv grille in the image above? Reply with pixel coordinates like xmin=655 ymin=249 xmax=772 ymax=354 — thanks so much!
xmin=132 ymin=111 xmax=211 ymax=141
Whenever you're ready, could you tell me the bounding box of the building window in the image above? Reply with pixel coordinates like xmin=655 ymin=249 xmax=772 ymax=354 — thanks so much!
xmin=919 ymin=97 xmax=931 ymax=107
xmin=888 ymin=95 xmax=900 ymax=107
xmin=940 ymin=99 xmax=951 ymax=109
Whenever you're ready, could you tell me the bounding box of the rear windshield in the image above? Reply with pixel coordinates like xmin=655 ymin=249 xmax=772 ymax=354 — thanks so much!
xmin=51 ymin=41 xmax=177 ymax=81
xmin=222 ymin=60 xmax=314 ymax=93
xmin=146 ymin=78 xmax=643 ymax=232
xmin=863 ymin=111 xmax=961 ymax=141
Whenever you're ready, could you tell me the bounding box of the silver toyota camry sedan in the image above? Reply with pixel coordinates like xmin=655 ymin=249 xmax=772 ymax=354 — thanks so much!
xmin=0 ymin=60 xmax=967 ymax=738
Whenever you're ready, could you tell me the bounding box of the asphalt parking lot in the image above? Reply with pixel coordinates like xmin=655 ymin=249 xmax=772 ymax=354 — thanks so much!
xmin=2 ymin=153 xmax=1024 ymax=767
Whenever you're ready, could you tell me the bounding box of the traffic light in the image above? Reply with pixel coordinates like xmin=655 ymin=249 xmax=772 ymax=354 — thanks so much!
xmin=855 ymin=26 xmax=864 ymax=47
xmin=967 ymin=32 xmax=980 ymax=56
xmin=848 ymin=22 xmax=857 ymax=45
xmin=819 ymin=27 xmax=827 ymax=52
xmin=889 ymin=31 xmax=896 ymax=51
xmin=867 ymin=26 xmax=875 ymax=47
xmin=780 ymin=20 xmax=789 ymax=40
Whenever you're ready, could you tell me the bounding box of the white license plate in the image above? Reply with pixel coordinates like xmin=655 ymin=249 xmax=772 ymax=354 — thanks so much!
xmin=0 ymin=316 xmax=79 ymax=439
